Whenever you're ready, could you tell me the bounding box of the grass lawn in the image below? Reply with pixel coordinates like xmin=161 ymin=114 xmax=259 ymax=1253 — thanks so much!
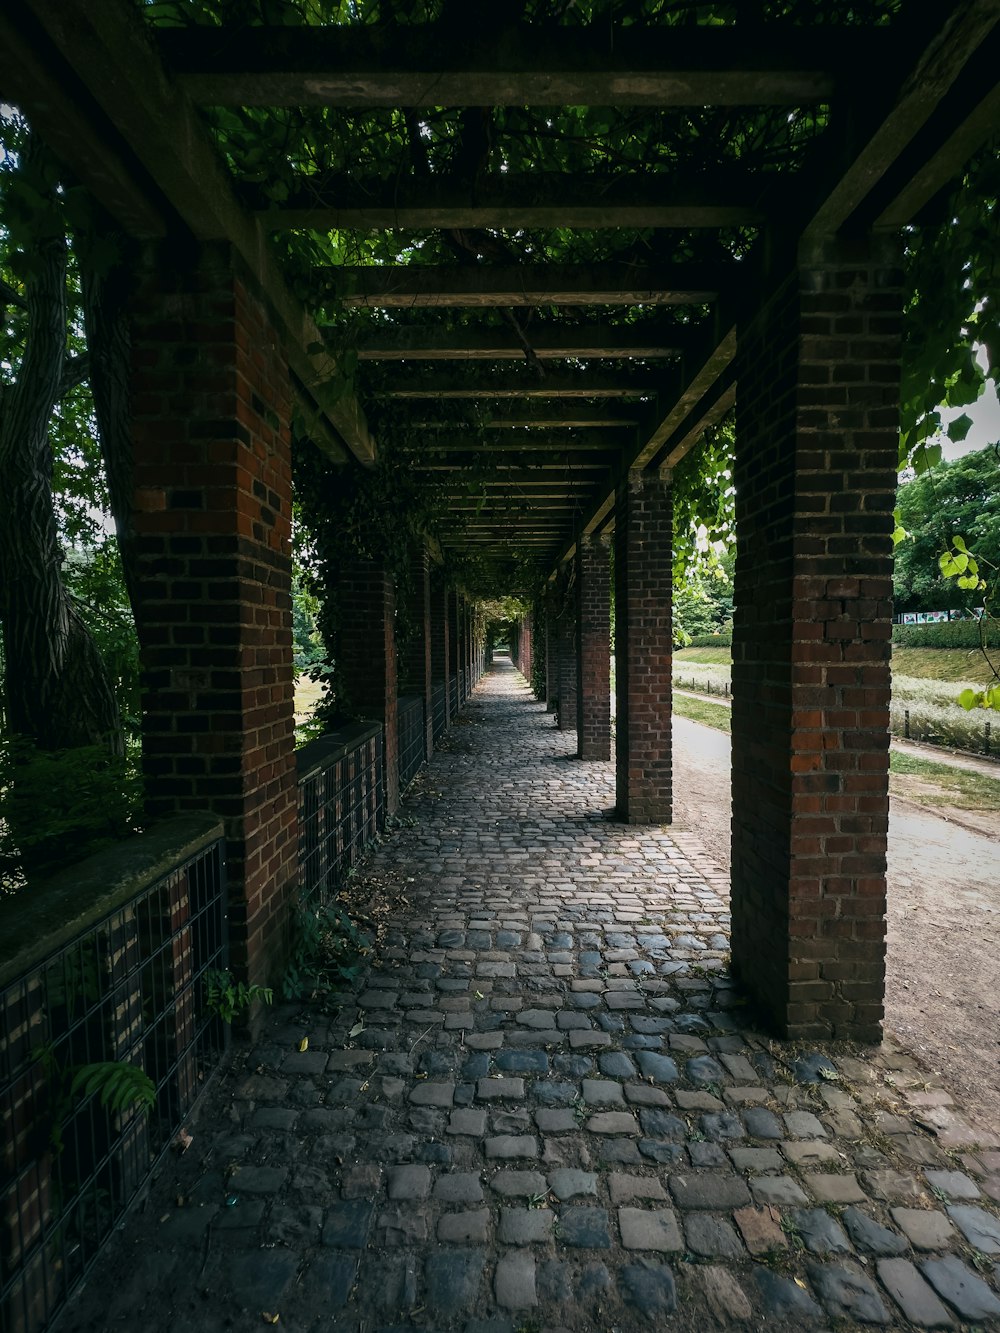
xmin=676 ymin=643 xmax=999 ymax=686
xmin=673 ymin=687 xmax=1000 ymax=814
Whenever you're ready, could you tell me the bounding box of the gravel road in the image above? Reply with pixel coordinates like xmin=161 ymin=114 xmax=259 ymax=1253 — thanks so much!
xmin=670 ymin=714 xmax=1000 ymax=1132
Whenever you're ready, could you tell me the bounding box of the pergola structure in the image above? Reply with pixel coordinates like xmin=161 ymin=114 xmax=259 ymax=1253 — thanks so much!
xmin=3 ymin=0 xmax=997 ymax=1041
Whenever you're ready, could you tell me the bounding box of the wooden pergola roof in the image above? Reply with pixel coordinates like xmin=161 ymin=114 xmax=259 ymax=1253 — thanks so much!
xmin=3 ymin=0 xmax=998 ymax=582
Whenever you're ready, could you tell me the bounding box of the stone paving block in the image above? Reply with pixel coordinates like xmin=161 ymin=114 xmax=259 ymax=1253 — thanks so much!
xmin=599 ymin=1052 xmax=637 ymax=1078
xmin=637 ymin=1108 xmax=686 ymax=1138
xmin=807 ymin=1260 xmax=890 ymax=1323
xmin=425 ymin=1250 xmax=486 ymax=1315
xmin=788 ymin=1207 xmax=852 ymax=1254
xmin=535 ymin=1108 xmax=577 ymax=1133
xmin=675 ymin=1089 xmax=724 ymax=1112
xmin=485 ymin=1136 xmax=538 ymax=1160
xmin=842 ymin=1206 xmax=908 ymax=1256
xmin=226 ymin=1249 xmax=299 ymax=1307
xmin=438 ymin=1210 xmax=490 ymax=1243
xmin=434 ymin=1173 xmax=484 ymax=1203
xmin=229 ymin=1165 xmax=288 ymax=1194
xmin=920 ymin=1254 xmax=1000 ymax=1320
xmin=805 ymin=1172 xmax=867 ymax=1204
xmin=620 ymin=1259 xmax=677 ymax=1317
xmin=752 ymin=1265 xmax=825 ymax=1322
xmin=498 ymin=1209 xmax=554 ymax=1244
xmin=323 ymin=1200 xmax=375 ymax=1249
xmin=688 ymin=1142 xmax=729 ymax=1168
xmin=409 ymin=1081 xmax=455 ymax=1107
xmin=490 ymin=1170 xmax=548 ymax=1198
xmin=733 ymin=1205 xmax=786 ymax=1255
xmin=477 ymin=1077 xmax=525 ymax=1101
xmin=569 ymin=1030 xmax=611 ymax=1051
xmin=448 ymin=1108 xmax=488 ymax=1136
xmin=558 ymin=1207 xmax=612 ymax=1248
xmin=668 ymin=1173 xmax=751 ymax=1210
xmin=698 ymin=1265 xmax=754 ymax=1322
xmin=586 ymin=1111 xmax=640 ymax=1135
xmin=864 ymin=1169 xmax=923 ymax=1202
xmin=891 ymin=1207 xmax=957 ymax=1250
xmin=581 ymin=1078 xmax=624 ymax=1106
xmin=377 ymin=1205 xmax=428 ymax=1247
xmin=924 ymin=1169 xmax=980 ymax=1200
xmin=387 ymin=1165 xmax=431 ymax=1200
xmin=618 ymin=1207 xmax=683 ymax=1252
xmin=635 ymin=1052 xmax=679 ymax=1083
xmin=743 ymin=1107 xmax=783 ymax=1139
xmin=548 ymin=1169 xmax=597 ymax=1200
xmin=683 ymin=1214 xmax=744 ymax=1258
xmin=945 ymin=1203 xmax=1000 ymax=1252
xmin=877 ymin=1259 xmax=956 ymax=1327
xmin=728 ymin=1147 xmax=783 ymax=1173
xmin=623 ymin=1082 xmax=670 ymax=1107
xmin=784 ymin=1110 xmax=827 ymax=1138
xmin=783 ymin=1140 xmax=841 ymax=1167
xmin=300 ymin=1254 xmax=358 ymax=1309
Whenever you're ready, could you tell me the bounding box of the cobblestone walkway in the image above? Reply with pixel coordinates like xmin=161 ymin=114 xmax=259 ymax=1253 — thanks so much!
xmin=69 ymin=661 xmax=1000 ymax=1332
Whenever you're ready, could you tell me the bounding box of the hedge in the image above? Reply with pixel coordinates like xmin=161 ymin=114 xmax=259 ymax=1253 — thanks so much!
xmin=685 ymin=631 xmax=733 ymax=648
xmin=891 ymin=621 xmax=995 ymax=649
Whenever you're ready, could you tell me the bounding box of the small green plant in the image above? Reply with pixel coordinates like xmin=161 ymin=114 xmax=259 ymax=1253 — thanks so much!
xmin=281 ymin=892 xmax=372 ymax=1000
xmin=204 ymin=969 xmax=273 ymax=1023
xmin=70 ymin=1062 xmax=156 ymax=1116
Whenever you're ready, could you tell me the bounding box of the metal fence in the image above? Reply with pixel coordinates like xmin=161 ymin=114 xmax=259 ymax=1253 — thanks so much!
xmin=448 ymin=674 xmax=459 ymax=719
xmin=298 ymin=723 xmax=384 ymax=902
xmin=397 ymin=697 xmax=427 ymax=794
xmin=431 ymin=682 xmax=447 ymax=742
xmin=0 ymin=819 xmax=226 ymax=1333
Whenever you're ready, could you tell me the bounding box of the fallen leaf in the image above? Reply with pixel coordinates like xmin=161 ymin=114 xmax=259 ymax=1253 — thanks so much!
xmin=794 ymin=1278 xmax=808 ymax=1290
xmin=297 ymin=1037 xmax=309 ymax=1052
xmin=261 ymin=1312 xmax=280 ymax=1325
xmin=349 ymin=1022 xmax=364 ymax=1038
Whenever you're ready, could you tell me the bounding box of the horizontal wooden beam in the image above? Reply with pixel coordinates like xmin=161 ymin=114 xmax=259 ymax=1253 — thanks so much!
xmin=160 ymin=24 xmax=886 ymax=107
xmin=317 ymin=264 xmax=722 ymax=308
xmin=351 ymin=323 xmax=690 ymax=361
xmin=408 ymin=406 xmax=641 ymax=427
xmin=378 ymin=371 xmax=663 ymax=400
xmin=415 ymin=458 xmax=613 ymax=472
xmin=803 ymin=1 xmax=1000 ymax=238
xmin=255 ymin=171 xmax=764 ymax=230
xmin=401 ymin=431 xmax=628 ymax=451
xmin=22 ymin=0 xmax=372 ymax=466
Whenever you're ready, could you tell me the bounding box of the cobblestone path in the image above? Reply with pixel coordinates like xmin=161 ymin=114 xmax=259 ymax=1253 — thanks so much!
xmin=68 ymin=661 xmax=1000 ymax=1331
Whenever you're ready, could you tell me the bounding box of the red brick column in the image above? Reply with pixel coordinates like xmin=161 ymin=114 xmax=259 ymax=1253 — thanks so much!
xmin=430 ymin=570 xmax=450 ymax=732
xmin=337 ymin=560 xmax=399 ymax=816
xmin=731 ymin=236 xmax=902 ymax=1042
xmin=447 ymin=589 xmax=460 ymax=712
xmin=576 ymin=533 xmax=612 ymax=760
xmin=555 ymin=597 xmax=577 ymax=733
xmin=545 ymin=613 xmax=557 ymax=712
xmin=400 ymin=545 xmax=433 ymax=758
xmin=130 ymin=241 xmax=297 ymax=987
xmin=614 ymin=470 xmax=673 ymax=822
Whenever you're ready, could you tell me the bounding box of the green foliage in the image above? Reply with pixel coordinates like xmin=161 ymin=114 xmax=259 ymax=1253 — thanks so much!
xmin=892 ymin=621 xmax=995 ymax=649
xmin=204 ymin=969 xmax=273 ymax=1023
xmin=673 ymin=545 xmax=734 ymax=644
xmin=900 ymin=147 xmax=999 ymax=475
xmin=281 ymin=891 xmax=373 ymax=1000
xmin=672 ymin=417 xmax=735 ymax=583
xmin=68 ymin=1062 xmax=156 ymax=1117
xmin=686 ymin=630 xmax=733 ymax=648
xmin=0 ymin=737 xmax=141 ymax=891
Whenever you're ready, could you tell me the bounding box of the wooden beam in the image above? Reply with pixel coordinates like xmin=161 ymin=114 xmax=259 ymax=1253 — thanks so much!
xmin=21 ymin=0 xmax=374 ymax=466
xmin=873 ymin=30 xmax=1000 ymax=228
xmin=409 ymin=407 xmax=641 ymax=427
xmin=402 ymin=431 xmax=628 ymax=450
xmin=415 ymin=457 xmax=614 ymax=472
xmin=352 ymin=324 xmax=689 ymax=361
xmin=377 ymin=371 xmax=663 ymax=400
xmin=632 ymin=326 xmax=737 ymax=471
xmin=0 ymin=10 xmax=168 ymax=237
xmin=255 ymin=171 xmax=764 ymax=230
xmin=317 ymin=264 xmax=722 ymax=308
xmin=656 ymin=373 xmax=737 ymax=473
xmin=160 ymin=24 xmax=884 ymax=107
xmin=803 ymin=0 xmax=1000 ymax=238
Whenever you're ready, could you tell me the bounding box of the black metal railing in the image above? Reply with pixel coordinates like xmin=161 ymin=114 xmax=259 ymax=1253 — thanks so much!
xmin=448 ymin=674 xmax=459 ymax=718
xmin=431 ymin=682 xmax=447 ymax=742
xmin=397 ymin=697 xmax=426 ymax=794
xmin=0 ymin=817 xmax=226 ymax=1333
xmin=298 ymin=723 xmax=384 ymax=902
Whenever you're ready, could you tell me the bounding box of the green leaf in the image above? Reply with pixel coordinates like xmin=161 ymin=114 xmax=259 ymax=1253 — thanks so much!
xmin=951 ymin=535 xmax=969 ymax=553
xmin=957 ymin=688 xmax=980 ymax=711
xmin=946 ymin=413 xmax=974 ymax=443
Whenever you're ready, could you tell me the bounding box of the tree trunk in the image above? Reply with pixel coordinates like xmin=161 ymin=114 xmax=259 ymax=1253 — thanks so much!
xmin=0 ymin=136 xmax=123 ymax=757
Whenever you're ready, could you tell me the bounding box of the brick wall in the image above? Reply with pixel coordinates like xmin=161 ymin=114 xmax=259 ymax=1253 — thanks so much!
xmin=556 ymin=595 xmax=577 ymax=733
xmin=336 ymin=560 xmax=399 ymax=815
xmin=614 ymin=471 xmax=673 ymax=822
xmin=576 ymin=534 xmax=612 ymax=760
xmin=130 ymin=240 xmax=297 ymax=986
xmin=731 ymin=236 xmax=902 ymax=1042
xmin=400 ymin=545 xmax=433 ymax=757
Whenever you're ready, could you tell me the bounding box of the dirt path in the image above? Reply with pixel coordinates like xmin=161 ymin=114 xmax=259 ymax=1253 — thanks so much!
xmin=670 ymin=715 xmax=1000 ymax=1133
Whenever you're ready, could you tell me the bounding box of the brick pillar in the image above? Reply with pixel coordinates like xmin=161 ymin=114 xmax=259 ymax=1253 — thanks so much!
xmin=400 ymin=546 xmax=433 ymax=758
xmin=576 ymin=533 xmax=612 ymax=760
xmin=430 ymin=570 xmax=450 ymax=734
xmin=337 ymin=560 xmax=399 ymax=815
xmin=447 ymin=589 xmax=460 ymax=714
xmin=556 ymin=599 xmax=577 ymax=733
xmin=130 ymin=241 xmax=297 ymax=987
xmin=614 ymin=471 xmax=673 ymax=823
xmin=545 ymin=614 xmax=557 ymax=711
xmin=731 ymin=236 xmax=902 ymax=1042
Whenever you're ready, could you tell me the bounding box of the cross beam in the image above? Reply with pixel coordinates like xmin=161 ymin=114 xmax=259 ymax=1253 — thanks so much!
xmin=351 ymin=324 xmax=690 ymax=361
